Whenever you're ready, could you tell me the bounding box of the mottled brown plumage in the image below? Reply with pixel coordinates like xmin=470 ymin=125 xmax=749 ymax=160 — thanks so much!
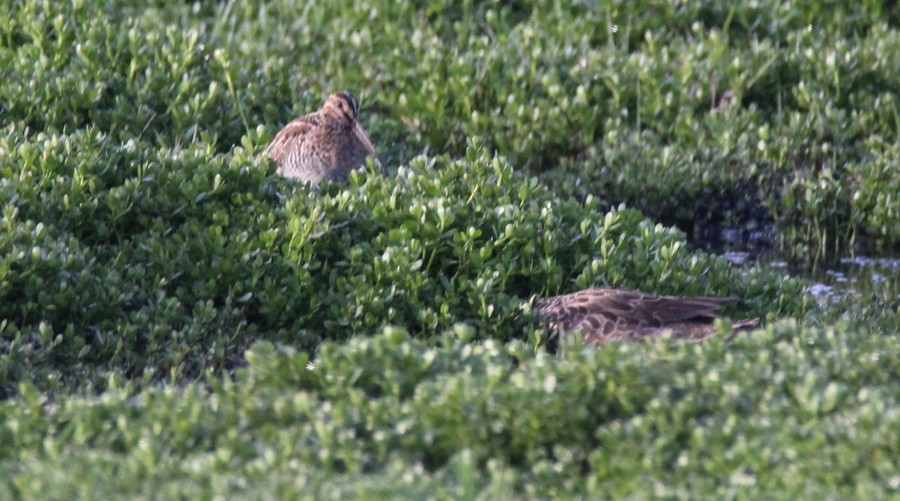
xmin=265 ymin=92 xmax=384 ymax=186
xmin=535 ymin=287 xmax=758 ymax=345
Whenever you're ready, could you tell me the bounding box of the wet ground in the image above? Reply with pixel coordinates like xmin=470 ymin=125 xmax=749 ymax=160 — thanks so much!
xmin=803 ymin=256 xmax=900 ymax=307
xmin=725 ymin=253 xmax=900 ymax=310
xmin=698 ymin=225 xmax=899 ymax=317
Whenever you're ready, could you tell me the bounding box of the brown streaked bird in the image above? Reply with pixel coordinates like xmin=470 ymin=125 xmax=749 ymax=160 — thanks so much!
xmin=535 ymin=287 xmax=758 ymax=346
xmin=265 ymin=91 xmax=384 ymax=186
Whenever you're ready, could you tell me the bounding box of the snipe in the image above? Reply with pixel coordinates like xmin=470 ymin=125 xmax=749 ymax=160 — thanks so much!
xmin=535 ymin=287 xmax=758 ymax=345
xmin=265 ymin=91 xmax=384 ymax=186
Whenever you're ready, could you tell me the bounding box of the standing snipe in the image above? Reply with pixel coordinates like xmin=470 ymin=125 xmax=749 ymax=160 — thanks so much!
xmin=535 ymin=287 xmax=758 ymax=345
xmin=265 ymin=91 xmax=384 ymax=186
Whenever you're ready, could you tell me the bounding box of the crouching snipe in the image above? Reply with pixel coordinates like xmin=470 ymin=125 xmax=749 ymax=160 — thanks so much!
xmin=265 ymin=91 xmax=384 ymax=186
xmin=535 ymin=287 xmax=758 ymax=345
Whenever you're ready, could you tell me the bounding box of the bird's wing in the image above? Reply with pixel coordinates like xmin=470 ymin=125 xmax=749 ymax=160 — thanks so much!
xmin=634 ymin=291 xmax=736 ymax=325
xmin=265 ymin=115 xmax=332 ymax=181
xmin=265 ymin=115 xmax=319 ymax=163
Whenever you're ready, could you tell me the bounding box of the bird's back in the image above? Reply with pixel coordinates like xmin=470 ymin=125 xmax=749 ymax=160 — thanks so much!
xmin=535 ymin=287 xmax=755 ymax=344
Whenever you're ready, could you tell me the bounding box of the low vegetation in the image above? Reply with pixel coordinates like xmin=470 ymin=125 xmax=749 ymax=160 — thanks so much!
xmin=3 ymin=323 xmax=897 ymax=499
xmin=1 ymin=0 xmax=897 ymax=498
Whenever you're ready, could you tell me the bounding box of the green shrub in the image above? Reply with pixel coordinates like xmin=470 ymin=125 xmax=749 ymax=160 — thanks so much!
xmin=1 ymin=2 xmax=897 ymax=497
xmin=2 ymin=0 xmax=898 ymax=256
xmin=1 ymin=322 xmax=897 ymax=498
xmin=0 ymin=129 xmax=801 ymax=395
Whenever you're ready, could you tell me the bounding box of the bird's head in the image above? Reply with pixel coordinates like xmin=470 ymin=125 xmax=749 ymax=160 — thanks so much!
xmin=323 ymin=91 xmax=360 ymax=125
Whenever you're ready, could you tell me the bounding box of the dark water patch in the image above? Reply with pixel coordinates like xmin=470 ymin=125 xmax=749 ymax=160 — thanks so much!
xmin=668 ymin=179 xmax=779 ymax=258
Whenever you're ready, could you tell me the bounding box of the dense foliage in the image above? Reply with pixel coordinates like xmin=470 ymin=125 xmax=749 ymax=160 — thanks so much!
xmin=0 ymin=129 xmax=798 ymax=396
xmin=2 ymin=323 xmax=897 ymax=499
xmin=1 ymin=0 xmax=897 ymax=498
xmin=3 ymin=0 xmax=898 ymax=258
